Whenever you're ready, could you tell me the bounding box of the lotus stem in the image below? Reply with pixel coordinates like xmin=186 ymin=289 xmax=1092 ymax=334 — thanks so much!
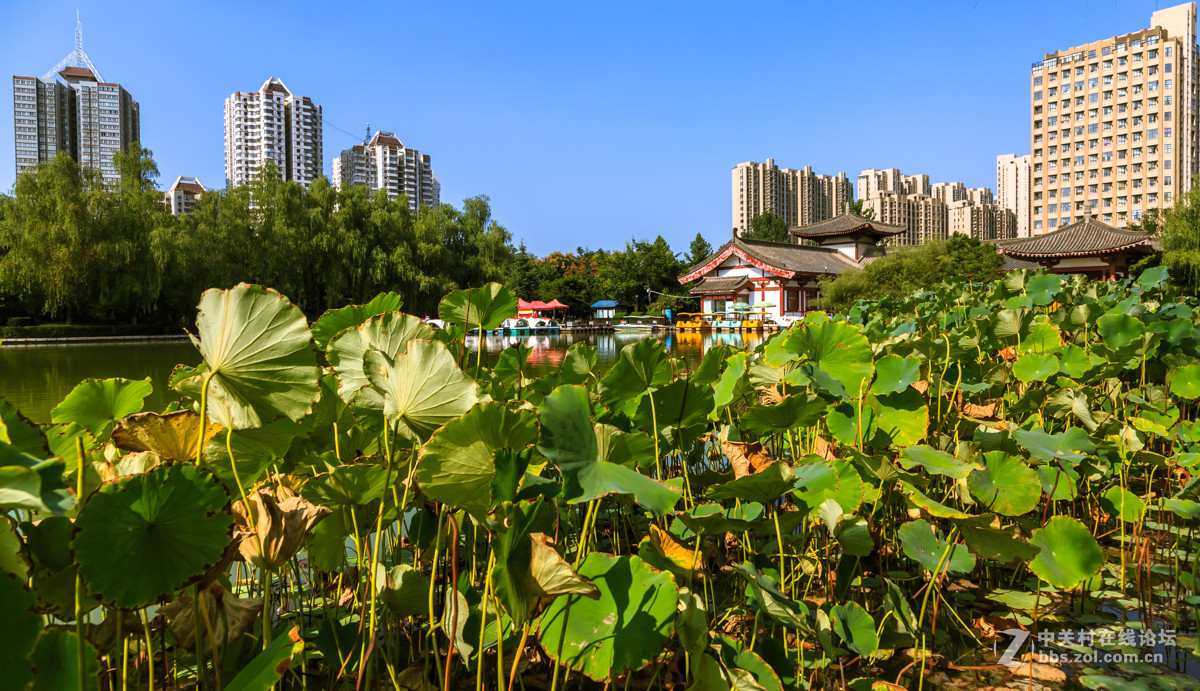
xmin=74 ymin=436 xmax=88 ymax=691
xmin=195 ymin=369 xmax=216 ymax=463
xmin=139 ymin=607 xmax=155 ymax=691
xmin=443 ymin=514 xmax=461 ymax=691
xmin=507 ymin=622 xmax=531 ymax=691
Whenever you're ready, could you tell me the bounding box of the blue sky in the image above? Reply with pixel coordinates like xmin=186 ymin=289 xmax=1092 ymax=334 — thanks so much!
xmin=0 ymin=1 xmax=1184 ymax=255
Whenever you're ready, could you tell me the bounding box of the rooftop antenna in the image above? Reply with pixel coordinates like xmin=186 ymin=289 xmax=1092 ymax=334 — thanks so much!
xmin=365 ymin=122 xmax=370 ymax=143
xmin=43 ymin=11 xmax=105 ymax=82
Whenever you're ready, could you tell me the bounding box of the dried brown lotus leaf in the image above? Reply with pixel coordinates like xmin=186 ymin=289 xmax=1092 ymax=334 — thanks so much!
xmin=721 ymin=440 xmax=773 ymax=479
xmin=159 ymin=582 xmax=261 ymax=650
xmin=232 ymin=486 xmax=331 ymax=571
xmin=111 ymin=411 xmax=223 ymax=462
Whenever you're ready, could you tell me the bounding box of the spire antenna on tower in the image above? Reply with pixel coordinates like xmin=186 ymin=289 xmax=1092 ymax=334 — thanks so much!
xmin=44 ymin=11 xmax=105 ymax=82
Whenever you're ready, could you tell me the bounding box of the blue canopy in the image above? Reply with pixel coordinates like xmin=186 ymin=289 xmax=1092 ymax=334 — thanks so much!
xmin=591 ymin=300 xmax=621 ymax=308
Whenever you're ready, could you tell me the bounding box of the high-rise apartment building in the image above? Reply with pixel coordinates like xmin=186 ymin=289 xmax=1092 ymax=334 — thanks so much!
xmin=164 ymin=176 xmax=205 ymax=215
xmin=224 ymin=77 xmax=323 ymax=188
xmin=996 ymin=153 xmax=1032 ymax=237
xmin=732 ymin=159 xmax=853 ymax=232
xmin=331 ymin=131 xmax=440 ymax=210
xmin=1029 ymin=3 xmax=1198 ymax=233
xmin=948 ymin=199 xmax=1017 ymax=240
xmin=12 ymin=20 xmax=140 ymax=183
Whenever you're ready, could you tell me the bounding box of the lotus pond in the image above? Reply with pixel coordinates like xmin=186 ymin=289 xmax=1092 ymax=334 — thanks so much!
xmin=3 ymin=270 xmax=1200 ymax=690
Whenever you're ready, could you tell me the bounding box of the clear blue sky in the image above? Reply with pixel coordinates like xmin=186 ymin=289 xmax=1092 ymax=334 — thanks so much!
xmin=0 ymin=0 xmax=1184 ymax=255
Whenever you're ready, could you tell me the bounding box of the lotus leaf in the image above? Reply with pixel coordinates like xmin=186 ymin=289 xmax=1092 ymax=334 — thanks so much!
xmin=1025 ymin=274 xmax=1062 ymax=306
xmin=740 ymin=393 xmax=826 ymax=436
xmin=493 ymin=342 xmax=532 ymax=382
xmin=1013 ymin=353 xmax=1059 ymax=382
xmin=437 ymin=283 xmax=518 ymax=332
xmin=223 ymin=626 xmax=305 ymax=691
xmin=111 ymin=410 xmax=222 ymax=462
xmin=183 ymin=284 xmax=321 ymax=429
xmin=1012 ymin=426 xmax=1096 ymax=462
xmin=560 ymin=342 xmax=599 ymax=385
xmin=1028 ymin=516 xmax=1103 ymax=589
xmin=597 ymin=338 xmax=671 ymax=408
xmin=327 ymin=311 xmax=434 ymax=408
xmin=952 ymin=514 xmax=1039 ymax=564
xmin=493 ymin=502 xmax=598 ymax=625
xmin=0 ymin=441 xmax=73 ymax=514
xmin=966 ymin=452 xmax=1041 ymax=516
xmin=871 ymin=354 xmax=921 ymax=395
xmin=734 ymin=562 xmax=809 ymax=629
xmin=0 ymin=572 xmax=40 ymax=689
xmin=538 ymin=553 xmax=677 ymax=680
xmin=1097 ymin=313 xmax=1145 ymax=350
xmin=73 ymin=464 xmax=233 ymax=608
xmin=0 ymin=398 xmax=47 ymax=456
xmin=783 ymin=319 xmax=874 ymax=398
xmin=897 ymin=519 xmax=975 ymax=575
xmin=830 ymin=602 xmax=878 ymax=656
xmin=30 ymin=630 xmax=98 ymax=691
xmin=1101 ymin=486 xmax=1145 ymax=522
xmin=363 ymin=339 xmax=479 ymax=442
xmin=51 ymin=377 xmax=152 ymax=437
xmin=898 ymin=445 xmax=981 ymax=479
xmin=1170 ymin=364 xmax=1200 ymax=400
xmin=633 ymin=378 xmax=714 ymax=444
xmin=310 ymin=291 xmax=404 ymax=350
xmin=708 ymin=461 xmax=796 ymax=505
xmin=1019 ymin=322 xmax=1063 ymax=354
xmin=792 ymin=457 xmax=864 ymax=514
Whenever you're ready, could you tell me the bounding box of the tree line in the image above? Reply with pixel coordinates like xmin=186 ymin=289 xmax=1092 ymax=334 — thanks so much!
xmin=0 ymin=147 xmax=711 ymax=326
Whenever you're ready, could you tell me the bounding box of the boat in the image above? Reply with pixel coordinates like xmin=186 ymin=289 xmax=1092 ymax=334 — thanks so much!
xmin=501 ymin=317 xmax=560 ymax=334
xmin=712 ymin=311 xmax=742 ymax=332
xmin=738 ymin=310 xmax=770 ymax=331
xmin=613 ymin=315 xmax=671 ymax=331
xmin=674 ymin=312 xmax=714 ymax=331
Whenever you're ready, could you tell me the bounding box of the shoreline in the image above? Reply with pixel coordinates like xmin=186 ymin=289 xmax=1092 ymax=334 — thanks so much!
xmin=0 ymin=334 xmax=190 ymax=346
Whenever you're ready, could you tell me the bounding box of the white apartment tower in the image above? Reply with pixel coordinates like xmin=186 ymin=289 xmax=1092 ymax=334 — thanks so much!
xmin=332 ymin=131 xmax=440 ymax=210
xmin=732 ymin=159 xmax=853 ymax=233
xmin=12 ymin=18 xmax=140 ymax=183
xmin=996 ymin=154 xmax=1032 ymax=237
xmin=224 ymin=77 xmax=323 ymax=188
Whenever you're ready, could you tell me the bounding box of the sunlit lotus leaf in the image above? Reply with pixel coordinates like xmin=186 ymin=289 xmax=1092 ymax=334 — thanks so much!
xmin=494 ymin=499 xmax=598 ymax=625
xmin=494 ymin=343 xmax=532 ymax=382
xmin=73 ymin=464 xmax=233 ymax=608
xmin=363 ymin=340 xmax=479 ymax=442
xmin=1100 ymin=486 xmax=1145 ymax=522
xmin=711 ymin=352 xmax=750 ymax=415
xmin=44 ymin=422 xmax=95 ymax=464
xmin=538 ymin=553 xmax=677 ymax=680
xmin=783 ymin=319 xmax=874 ymax=399
xmin=674 ymin=503 xmax=760 ymax=535
xmin=898 ymin=445 xmax=981 ymax=479
xmin=438 ymin=283 xmax=518 ymax=332
xmin=711 ymin=634 xmax=784 ymax=691
xmin=734 ymin=562 xmax=809 ymax=629
xmin=377 ymin=563 xmax=431 ymax=619
xmin=644 ymin=523 xmax=702 ymax=578
xmin=111 ymin=410 xmax=223 ymax=462
xmin=871 ymin=354 xmax=921 ymax=395
xmin=902 ymin=482 xmax=972 ymax=519
xmin=417 ymin=402 xmax=538 ymax=520
xmin=1036 ymin=465 xmax=1079 ymax=501
xmin=1028 ymin=516 xmax=1103 ymax=589
xmin=302 ymin=463 xmax=388 ymax=528
xmin=966 ymin=452 xmax=1041 ymax=516
xmin=0 ymin=572 xmax=40 ymax=688
xmin=232 ymin=486 xmax=331 ymax=570
xmin=898 ymin=519 xmax=975 ymax=575
xmin=689 ymin=344 xmax=734 ymax=389
xmin=0 ymin=397 xmax=47 ymax=456
xmin=94 ymin=450 xmax=162 ymax=483
xmin=831 ymin=601 xmax=878 ymax=657
xmin=1097 ymin=313 xmax=1147 ymax=352
xmin=633 ymin=378 xmax=713 ymax=444
xmin=992 ymin=308 xmax=1032 ymax=339
xmin=708 ymin=461 xmax=796 ymax=505
xmin=597 ymin=338 xmax=672 ymax=408
xmin=327 ymin=312 xmax=434 ymax=408
xmin=1025 ymin=274 xmax=1062 ymax=306
xmin=952 ymin=514 xmax=1039 ymax=564
xmin=159 ymin=582 xmax=261 ymax=650
xmin=51 ymin=377 xmax=152 ymax=437
xmin=30 ymin=630 xmax=98 ymax=691
xmin=792 ymin=457 xmax=864 ymax=515
xmin=310 ymin=291 xmax=404 ymax=350
xmin=872 ymin=389 xmax=928 ymax=446
xmin=222 ymin=626 xmax=305 ymax=691
xmin=1013 ymin=353 xmax=1059 ymax=383
xmin=181 ymin=284 xmax=321 ymax=429
xmin=1170 ymin=364 xmax=1200 ymax=400
xmin=538 ymin=385 xmax=681 ymax=515
xmin=1012 ymin=426 xmax=1095 ymax=463
xmin=559 ymin=342 xmax=598 ymax=385
xmin=741 ymin=393 xmax=826 ymax=437
xmin=723 ymin=440 xmax=772 ymax=479
xmin=1018 ymin=322 xmax=1063 ymax=355
xmin=0 ymin=441 xmax=73 ymax=514
xmin=595 ymin=424 xmax=656 ymax=471
xmin=0 ymin=519 xmax=29 ymax=578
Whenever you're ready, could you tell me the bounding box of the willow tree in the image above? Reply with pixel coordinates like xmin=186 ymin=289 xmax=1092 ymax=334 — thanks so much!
xmin=1162 ymin=186 xmax=1200 ymax=293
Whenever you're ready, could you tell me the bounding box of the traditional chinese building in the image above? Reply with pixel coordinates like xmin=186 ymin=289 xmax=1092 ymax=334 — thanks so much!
xmin=994 ymin=217 xmax=1157 ymax=279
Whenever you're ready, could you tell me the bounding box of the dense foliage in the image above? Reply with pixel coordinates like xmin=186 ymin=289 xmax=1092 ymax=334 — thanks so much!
xmin=743 ymin=210 xmax=791 ymax=243
xmin=3 ymin=269 xmax=1199 ymax=689
xmin=817 ymin=235 xmax=1004 ymax=312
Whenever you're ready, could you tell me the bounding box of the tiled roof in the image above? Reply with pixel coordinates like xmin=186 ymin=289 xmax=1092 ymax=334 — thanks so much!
xmin=59 ymin=67 xmax=96 ymax=79
xmin=996 ymin=218 xmax=1156 ymax=259
xmin=679 ymin=236 xmax=860 ymax=283
xmin=790 ymin=213 xmax=905 ymax=239
xmin=689 ymin=276 xmax=750 ymax=295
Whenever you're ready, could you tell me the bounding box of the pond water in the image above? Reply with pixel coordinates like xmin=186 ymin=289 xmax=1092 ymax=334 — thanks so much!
xmin=0 ymin=330 xmax=764 ymax=422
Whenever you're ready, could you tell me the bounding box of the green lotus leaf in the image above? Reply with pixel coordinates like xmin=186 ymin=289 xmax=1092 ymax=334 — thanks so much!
xmin=1028 ymin=516 xmax=1103 ymax=589
xmin=182 ymin=284 xmax=321 ymax=430
xmin=0 ymin=441 xmax=73 ymax=514
xmin=559 ymin=342 xmax=598 ymax=385
xmin=872 ymin=388 xmax=928 ymax=446
xmin=493 ymin=501 xmax=597 ymax=625
xmin=1036 ymin=465 xmax=1079 ymax=501
xmin=537 ymin=385 xmax=680 ymax=515
xmin=953 ymin=514 xmax=1039 ymax=564
xmin=966 ymin=452 xmax=1041 ymax=516
xmin=538 ymin=553 xmax=677 ymax=681
xmin=595 ymin=424 xmax=656 ymax=470
xmin=1059 ymin=346 xmax=1099 ymax=379
xmin=377 ymin=563 xmax=431 ymax=619
xmin=51 ymin=377 xmax=152 ymax=437
xmin=830 ymin=602 xmax=878 ymax=657
xmin=1097 ymin=313 xmax=1145 ymax=350
xmin=302 ymin=464 xmax=387 ymax=516
xmin=30 ymin=629 xmax=98 ymax=691
xmin=1019 ymin=322 xmax=1063 ymax=354
xmin=734 ymin=562 xmax=809 ymax=629
xmin=711 ymin=352 xmax=750 ymax=414
xmin=44 ymin=422 xmax=95 ymax=464
xmin=826 ymin=400 xmax=876 ymax=447
xmin=223 ymin=626 xmax=305 ymax=691
xmin=1170 ymin=364 xmax=1200 ymax=400
xmin=0 ymin=572 xmax=40 ymax=689
xmin=1012 ymin=353 xmax=1059 ymax=383
xmin=1100 ymin=486 xmax=1145 ymax=522
xmin=673 ymin=503 xmax=760 ymax=536
xmin=689 ymin=344 xmax=734 ymax=389
xmin=438 ymin=283 xmax=518 ymax=332
xmin=1136 ymin=265 xmax=1169 ymax=289
xmin=871 ymin=354 xmax=921 ymax=395
xmin=708 ymin=461 xmax=796 ymax=505
xmin=902 ymin=482 xmax=972 ymax=519
xmin=898 ymin=445 xmax=981 ymax=479
xmin=0 ymin=398 xmax=48 ymax=456
xmin=741 ymin=393 xmax=826 ymax=436
xmin=597 ymin=339 xmax=672 ymax=408
xmin=416 ymin=402 xmax=538 ymax=520
xmin=713 ymin=634 xmax=784 ymax=691
xmin=0 ymin=519 xmax=30 ymax=578
xmin=792 ymin=457 xmax=864 ymax=515
xmin=73 ymin=464 xmax=233 ymax=608
xmin=494 ymin=343 xmax=532 ymax=382
xmin=993 ymin=308 xmax=1032 ymax=339
xmin=1012 ymin=427 xmax=1095 ymax=463
xmin=897 ymin=519 xmax=975 ymax=575
xmin=327 ymin=311 xmax=435 ymax=409
xmin=633 ymin=378 xmax=714 ymax=444
xmin=1025 ymin=274 xmax=1062 ymax=306
xmin=363 ymin=340 xmax=479 ymax=442
xmin=310 ymin=291 xmax=404 ymax=350
xmin=783 ymin=319 xmax=874 ymax=399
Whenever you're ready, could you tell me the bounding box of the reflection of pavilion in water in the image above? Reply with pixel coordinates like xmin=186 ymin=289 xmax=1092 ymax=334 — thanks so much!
xmin=466 ymin=330 xmax=767 ymax=376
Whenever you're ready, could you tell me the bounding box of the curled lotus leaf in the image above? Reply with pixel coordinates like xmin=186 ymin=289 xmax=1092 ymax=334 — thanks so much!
xmin=363 ymin=340 xmax=480 ymax=442
xmin=310 ymin=291 xmax=404 ymax=351
xmin=111 ymin=410 xmax=223 ymax=462
xmin=437 ymin=283 xmax=519 ymax=332
xmin=232 ymin=486 xmax=331 ymax=570
xmin=158 ymin=582 xmax=262 ymax=650
xmin=327 ymin=311 xmax=434 ymax=409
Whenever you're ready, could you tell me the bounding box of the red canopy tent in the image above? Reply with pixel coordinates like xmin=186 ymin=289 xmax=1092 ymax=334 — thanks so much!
xmin=517 ymin=299 xmax=568 ymax=316
xmin=544 ymin=299 xmax=568 ymax=310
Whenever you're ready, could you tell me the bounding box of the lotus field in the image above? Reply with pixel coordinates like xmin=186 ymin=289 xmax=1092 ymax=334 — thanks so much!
xmin=5 ymin=268 xmax=1200 ymax=690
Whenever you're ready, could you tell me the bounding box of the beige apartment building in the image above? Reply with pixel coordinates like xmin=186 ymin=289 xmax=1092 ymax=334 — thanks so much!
xmin=732 ymin=159 xmax=853 ymax=232
xmin=1030 ymin=3 xmax=1198 ymax=233
xmin=996 ymin=153 xmax=1032 ymax=237
xmin=163 ymin=176 xmax=204 ymax=215
xmin=948 ymin=200 xmax=1017 ymax=241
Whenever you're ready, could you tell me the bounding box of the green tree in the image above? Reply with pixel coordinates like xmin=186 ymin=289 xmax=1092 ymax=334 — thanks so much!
xmin=686 ymin=232 xmax=713 ymax=266
xmin=849 ymin=199 xmax=875 ymax=221
xmin=743 ymin=211 xmax=791 ymax=243
xmin=1161 ymin=186 xmax=1200 ymax=292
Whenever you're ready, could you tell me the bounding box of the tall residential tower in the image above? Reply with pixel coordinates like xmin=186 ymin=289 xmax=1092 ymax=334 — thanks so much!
xmin=331 ymin=131 xmax=440 ymax=210
xmin=996 ymin=153 xmax=1032 ymax=237
xmin=1029 ymin=3 xmax=1198 ymax=232
xmin=12 ymin=18 xmax=140 ymax=183
xmin=224 ymin=77 xmax=323 ymax=187
xmin=732 ymin=159 xmax=853 ymax=233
